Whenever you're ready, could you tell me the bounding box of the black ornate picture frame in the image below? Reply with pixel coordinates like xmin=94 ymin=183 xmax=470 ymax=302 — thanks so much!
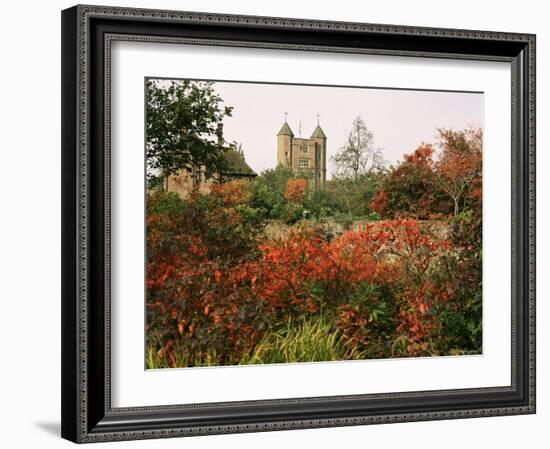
xmin=61 ymin=4 xmax=536 ymax=443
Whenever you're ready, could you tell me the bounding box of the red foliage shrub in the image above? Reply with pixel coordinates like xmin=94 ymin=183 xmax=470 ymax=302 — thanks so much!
xmin=148 ymin=188 xmax=468 ymax=364
xmin=254 ymin=222 xmax=402 ymax=314
xmin=369 ymin=146 xmax=440 ymax=219
xmin=369 ymin=190 xmax=388 ymax=216
xmin=337 ymin=219 xmax=454 ymax=356
xmin=146 ymin=188 xmax=268 ymax=366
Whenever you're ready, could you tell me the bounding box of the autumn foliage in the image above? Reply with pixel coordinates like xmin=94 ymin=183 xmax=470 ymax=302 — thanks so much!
xmin=284 ymin=178 xmax=308 ymax=203
xmin=147 ymin=188 xmax=480 ymax=366
xmin=370 ymin=129 xmax=482 ymax=219
xmin=147 ymin=127 xmax=483 ymax=368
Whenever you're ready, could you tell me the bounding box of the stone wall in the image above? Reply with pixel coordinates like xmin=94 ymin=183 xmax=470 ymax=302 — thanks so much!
xmin=262 ymin=218 xmax=449 ymax=242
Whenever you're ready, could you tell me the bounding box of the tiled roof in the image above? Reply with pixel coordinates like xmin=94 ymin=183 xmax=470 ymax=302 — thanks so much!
xmin=221 ymin=148 xmax=257 ymax=176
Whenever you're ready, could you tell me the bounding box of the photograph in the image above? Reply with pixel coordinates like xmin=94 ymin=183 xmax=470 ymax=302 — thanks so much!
xmin=145 ymin=79 xmax=484 ymax=369
xmin=56 ymin=3 xmax=537 ymax=444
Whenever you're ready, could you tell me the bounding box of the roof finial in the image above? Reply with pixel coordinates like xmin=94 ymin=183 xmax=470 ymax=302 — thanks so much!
xmin=316 ymin=113 xmax=320 ymax=125
xmin=284 ymin=111 xmax=288 ymax=123
xmin=299 ymin=119 xmax=302 ymax=137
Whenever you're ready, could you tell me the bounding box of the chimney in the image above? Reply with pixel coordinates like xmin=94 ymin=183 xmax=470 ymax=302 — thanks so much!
xmin=216 ymin=123 xmax=224 ymax=147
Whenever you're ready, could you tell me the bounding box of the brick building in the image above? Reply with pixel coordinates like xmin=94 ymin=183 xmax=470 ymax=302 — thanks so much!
xmin=166 ymin=124 xmax=256 ymax=197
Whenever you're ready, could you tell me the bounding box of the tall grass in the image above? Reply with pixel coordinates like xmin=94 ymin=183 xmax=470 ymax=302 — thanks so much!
xmin=146 ymin=317 xmax=365 ymax=369
xmin=146 ymin=346 xmax=222 ymax=369
xmin=240 ymin=317 xmax=364 ymax=365
xmin=146 ymin=333 xmax=222 ymax=369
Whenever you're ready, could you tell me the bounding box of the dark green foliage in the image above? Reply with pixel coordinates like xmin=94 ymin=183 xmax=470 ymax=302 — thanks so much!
xmin=147 ymin=174 xmax=164 ymax=191
xmin=249 ymin=164 xmax=384 ymax=222
xmin=434 ymin=210 xmax=482 ymax=353
xmin=323 ymin=173 xmax=385 ymax=217
xmin=146 ymin=79 xmax=233 ymax=181
xmin=249 ymin=165 xmax=295 ymax=219
xmin=146 ymin=191 xmax=186 ymax=216
xmin=303 ymin=187 xmax=340 ymax=218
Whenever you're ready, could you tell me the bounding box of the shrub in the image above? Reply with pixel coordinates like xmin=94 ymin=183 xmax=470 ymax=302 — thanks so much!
xmin=434 ymin=209 xmax=482 ymax=354
xmin=147 ymin=187 xmax=481 ymax=365
xmin=324 ymin=174 xmax=385 ymax=217
xmin=146 ymin=186 xmax=270 ymax=367
xmin=250 ymin=165 xmax=295 ymax=213
xmin=271 ymin=201 xmax=304 ymax=224
xmin=336 ymin=283 xmax=396 ymax=358
xmin=146 ymin=190 xmax=186 ymax=216
xmin=303 ymin=187 xmax=339 ymax=218
xmin=369 ymin=145 xmax=451 ymax=219
xmin=284 ymin=178 xmax=308 ymax=203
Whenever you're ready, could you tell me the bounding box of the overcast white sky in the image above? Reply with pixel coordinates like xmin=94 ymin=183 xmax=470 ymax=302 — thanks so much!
xmin=155 ymin=80 xmax=483 ymax=178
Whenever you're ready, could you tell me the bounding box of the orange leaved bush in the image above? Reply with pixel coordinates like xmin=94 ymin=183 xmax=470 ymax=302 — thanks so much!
xmin=284 ymin=178 xmax=308 ymax=204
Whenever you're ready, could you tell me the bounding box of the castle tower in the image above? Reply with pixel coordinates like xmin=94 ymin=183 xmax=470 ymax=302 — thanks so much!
xmin=277 ymin=120 xmax=294 ymax=166
xmin=310 ymin=123 xmax=327 ymax=188
xmin=276 ymin=117 xmax=326 ymax=188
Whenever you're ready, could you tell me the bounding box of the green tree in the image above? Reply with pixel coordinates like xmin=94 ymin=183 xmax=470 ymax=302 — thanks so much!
xmin=303 ymin=187 xmax=340 ymax=218
xmin=250 ymin=165 xmax=295 ymax=215
xmin=331 ymin=115 xmax=383 ymax=180
xmin=315 ymin=172 xmax=384 ymax=218
xmin=146 ymin=79 xmax=233 ymax=188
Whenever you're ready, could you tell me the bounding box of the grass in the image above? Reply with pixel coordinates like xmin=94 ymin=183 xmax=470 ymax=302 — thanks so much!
xmin=145 ymin=332 xmax=223 ymax=369
xmin=146 ymin=345 xmax=222 ymax=369
xmin=146 ymin=317 xmax=365 ymax=369
xmin=240 ymin=317 xmax=365 ymax=365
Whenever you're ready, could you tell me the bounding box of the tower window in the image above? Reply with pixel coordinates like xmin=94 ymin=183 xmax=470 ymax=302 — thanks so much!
xmin=299 ymin=159 xmax=310 ymax=168
xmin=301 ymin=144 xmax=308 ymax=155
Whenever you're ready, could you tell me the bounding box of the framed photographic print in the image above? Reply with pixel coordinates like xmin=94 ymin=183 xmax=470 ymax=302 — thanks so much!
xmin=61 ymin=4 xmax=536 ymax=443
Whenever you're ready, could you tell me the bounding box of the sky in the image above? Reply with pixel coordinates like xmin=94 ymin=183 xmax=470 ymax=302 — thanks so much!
xmin=154 ymin=80 xmax=483 ymax=178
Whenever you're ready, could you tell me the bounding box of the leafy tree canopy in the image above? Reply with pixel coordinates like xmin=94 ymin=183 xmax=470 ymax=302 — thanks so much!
xmin=369 ymin=127 xmax=482 ymax=219
xmin=435 ymin=127 xmax=483 ymax=216
xmin=146 ymin=79 xmax=233 ymax=181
